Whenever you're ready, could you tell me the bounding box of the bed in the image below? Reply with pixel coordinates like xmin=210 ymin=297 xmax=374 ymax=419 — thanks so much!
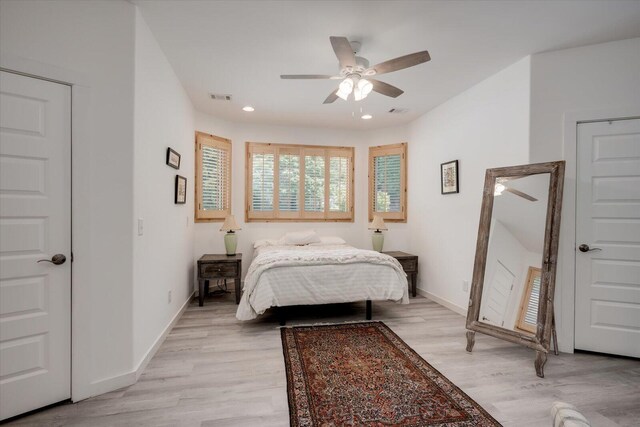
xmin=236 ymin=238 xmax=409 ymax=322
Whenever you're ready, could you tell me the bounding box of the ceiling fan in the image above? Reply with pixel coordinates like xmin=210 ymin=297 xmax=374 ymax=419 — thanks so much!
xmin=280 ymin=36 xmax=431 ymax=104
xmin=494 ymin=177 xmax=538 ymax=201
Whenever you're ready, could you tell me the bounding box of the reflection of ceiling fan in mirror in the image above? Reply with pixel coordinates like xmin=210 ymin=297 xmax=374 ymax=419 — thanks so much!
xmin=280 ymin=36 xmax=431 ymax=104
xmin=494 ymin=177 xmax=538 ymax=201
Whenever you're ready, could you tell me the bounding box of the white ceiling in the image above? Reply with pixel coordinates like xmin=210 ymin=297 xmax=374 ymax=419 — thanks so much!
xmin=134 ymin=0 xmax=640 ymax=130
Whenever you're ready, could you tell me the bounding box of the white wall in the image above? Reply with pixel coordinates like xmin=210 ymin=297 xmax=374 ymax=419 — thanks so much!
xmin=193 ymin=112 xmax=380 ymax=280
xmin=132 ymin=9 xmax=195 ymax=367
xmin=0 ymin=0 xmax=136 ymax=398
xmin=402 ymin=57 xmax=532 ymax=312
xmin=529 ymin=37 xmax=640 ymax=351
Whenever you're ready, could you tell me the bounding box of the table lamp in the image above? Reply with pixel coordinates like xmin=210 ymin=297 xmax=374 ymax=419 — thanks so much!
xmin=368 ymin=216 xmax=387 ymax=252
xmin=220 ymin=215 xmax=241 ymax=255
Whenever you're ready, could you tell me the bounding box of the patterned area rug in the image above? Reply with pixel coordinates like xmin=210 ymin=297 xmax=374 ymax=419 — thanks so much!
xmin=281 ymin=322 xmax=501 ymax=426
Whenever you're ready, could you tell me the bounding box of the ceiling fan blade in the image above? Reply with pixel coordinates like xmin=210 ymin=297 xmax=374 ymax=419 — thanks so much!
xmin=330 ymin=36 xmax=356 ymax=69
xmin=369 ymin=79 xmax=404 ymax=98
xmin=370 ymin=50 xmax=431 ymax=75
xmin=505 ymin=187 xmax=538 ymax=202
xmin=323 ymin=90 xmax=339 ymax=104
xmin=280 ymin=74 xmax=337 ymax=79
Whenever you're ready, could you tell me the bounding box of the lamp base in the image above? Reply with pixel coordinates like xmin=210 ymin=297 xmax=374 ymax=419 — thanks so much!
xmin=372 ymin=232 xmax=384 ymax=252
xmin=224 ymin=232 xmax=237 ymax=256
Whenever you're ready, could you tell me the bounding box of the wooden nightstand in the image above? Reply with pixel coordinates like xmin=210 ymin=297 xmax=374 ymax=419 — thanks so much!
xmin=197 ymin=254 xmax=242 ymax=306
xmin=383 ymin=251 xmax=418 ymax=297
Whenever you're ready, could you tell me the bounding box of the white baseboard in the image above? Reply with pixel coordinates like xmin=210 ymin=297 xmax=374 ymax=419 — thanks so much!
xmin=84 ymin=292 xmax=194 ymax=399
xmin=89 ymin=371 xmax=136 ymax=398
xmin=417 ymin=288 xmax=467 ymax=317
xmin=134 ymin=291 xmax=194 ymax=380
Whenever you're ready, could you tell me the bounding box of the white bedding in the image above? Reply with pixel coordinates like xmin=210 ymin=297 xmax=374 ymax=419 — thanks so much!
xmin=236 ymin=244 xmax=409 ymax=320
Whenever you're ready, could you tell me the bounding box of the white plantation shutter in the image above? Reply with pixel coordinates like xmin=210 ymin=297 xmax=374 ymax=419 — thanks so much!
xmin=304 ymin=154 xmax=325 ymax=213
xmin=524 ymin=274 xmax=541 ymax=326
xmin=516 ymin=267 xmax=542 ymax=334
xmin=329 ymin=156 xmax=349 ymax=212
xmin=374 ymin=154 xmax=401 ymax=212
xmin=246 ymin=142 xmax=353 ymax=221
xmin=369 ymin=143 xmax=407 ymax=222
xmin=196 ymin=132 xmax=231 ymax=221
xmin=201 ymin=146 xmax=229 ymax=211
xmin=278 ymin=153 xmax=299 ymax=213
xmin=251 ymin=153 xmax=274 ymax=212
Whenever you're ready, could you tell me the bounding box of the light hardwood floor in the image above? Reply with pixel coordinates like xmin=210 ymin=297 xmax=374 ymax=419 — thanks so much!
xmin=9 ymin=293 xmax=640 ymax=426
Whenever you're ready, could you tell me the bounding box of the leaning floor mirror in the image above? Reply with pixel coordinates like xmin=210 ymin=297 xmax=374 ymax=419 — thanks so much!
xmin=465 ymin=161 xmax=565 ymax=378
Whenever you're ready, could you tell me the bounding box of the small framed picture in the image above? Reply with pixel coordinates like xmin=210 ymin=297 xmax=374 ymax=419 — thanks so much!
xmin=166 ymin=147 xmax=181 ymax=169
xmin=175 ymin=175 xmax=187 ymax=204
xmin=441 ymin=160 xmax=459 ymax=194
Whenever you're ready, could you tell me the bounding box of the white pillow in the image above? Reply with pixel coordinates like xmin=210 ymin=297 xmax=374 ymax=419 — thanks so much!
xmin=279 ymin=229 xmax=321 ymax=245
xmin=310 ymin=236 xmax=347 ymax=246
xmin=253 ymin=239 xmax=278 ymax=249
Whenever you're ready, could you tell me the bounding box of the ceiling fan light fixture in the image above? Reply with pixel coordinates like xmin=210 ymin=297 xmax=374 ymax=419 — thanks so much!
xmin=338 ymin=77 xmax=354 ymax=94
xmin=494 ymin=183 xmax=505 ymax=196
xmin=361 ymin=114 xmax=373 ymax=120
xmin=242 ymin=105 xmax=255 ymax=112
xmin=353 ymin=86 xmax=363 ymax=101
xmin=358 ymin=79 xmax=373 ymax=97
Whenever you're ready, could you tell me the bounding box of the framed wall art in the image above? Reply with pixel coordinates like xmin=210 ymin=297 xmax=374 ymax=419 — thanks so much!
xmin=441 ymin=160 xmax=459 ymax=194
xmin=175 ymin=175 xmax=187 ymax=204
xmin=166 ymin=147 xmax=181 ymax=169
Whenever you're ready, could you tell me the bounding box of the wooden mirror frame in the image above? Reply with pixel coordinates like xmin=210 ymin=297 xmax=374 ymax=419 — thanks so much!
xmin=465 ymin=161 xmax=565 ymax=378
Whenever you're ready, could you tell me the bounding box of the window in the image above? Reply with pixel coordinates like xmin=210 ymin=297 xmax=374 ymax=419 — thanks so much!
xmin=195 ymin=131 xmax=231 ymax=222
xmin=516 ymin=267 xmax=542 ymax=334
xmin=246 ymin=142 xmax=354 ymax=221
xmin=369 ymin=143 xmax=407 ymax=222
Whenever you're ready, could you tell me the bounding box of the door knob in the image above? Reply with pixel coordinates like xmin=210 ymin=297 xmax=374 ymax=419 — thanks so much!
xmin=578 ymin=244 xmax=601 ymax=253
xmin=37 ymin=254 xmax=67 ymax=265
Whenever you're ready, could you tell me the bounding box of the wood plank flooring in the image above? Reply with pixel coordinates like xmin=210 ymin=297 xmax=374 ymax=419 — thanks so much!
xmin=8 ymin=293 xmax=640 ymax=426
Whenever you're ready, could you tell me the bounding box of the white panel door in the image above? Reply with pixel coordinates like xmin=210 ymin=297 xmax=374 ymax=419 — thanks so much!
xmin=0 ymin=71 xmax=71 ymax=420
xmin=481 ymin=261 xmax=515 ymax=327
xmin=575 ymin=119 xmax=640 ymax=358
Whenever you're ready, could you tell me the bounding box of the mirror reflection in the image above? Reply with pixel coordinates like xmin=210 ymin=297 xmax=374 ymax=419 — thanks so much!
xmin=479 ymin=173 xmax=550 ymax=334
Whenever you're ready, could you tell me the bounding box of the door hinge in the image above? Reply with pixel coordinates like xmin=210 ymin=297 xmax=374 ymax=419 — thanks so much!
xmin=71 ymin=252 xmax=74 ymax=263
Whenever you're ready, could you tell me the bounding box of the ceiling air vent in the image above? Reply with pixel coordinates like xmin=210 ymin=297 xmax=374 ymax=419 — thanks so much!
xmin=209 ymin=93 xmax=232 ymax=101
xmin=388 ymin=108 xmax=408 ymax=114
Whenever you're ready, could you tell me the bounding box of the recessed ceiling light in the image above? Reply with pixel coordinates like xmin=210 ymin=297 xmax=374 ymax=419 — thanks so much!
xmin=242 ymin=105 xmax=255 ymax=112
xmin=361 ymin=114 xmax=373 ymax=120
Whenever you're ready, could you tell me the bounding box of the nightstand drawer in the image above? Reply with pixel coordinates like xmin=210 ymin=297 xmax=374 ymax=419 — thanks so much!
xmin=199 ymin=262 xmax=238 ymax=278
xmin=399 ymin=259 xmax=417 ymax=272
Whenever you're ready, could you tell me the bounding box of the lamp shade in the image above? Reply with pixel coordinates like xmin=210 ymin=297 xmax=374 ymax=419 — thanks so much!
xmin=368 ymin=216 xmax=387 ymax=231
xmin=220 ymin=215 xmax=241 ymax=232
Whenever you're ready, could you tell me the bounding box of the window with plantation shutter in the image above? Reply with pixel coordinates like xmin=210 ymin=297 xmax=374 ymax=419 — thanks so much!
xmin=369 ymin=143 xmax=407 ymax=222
xmin=246 ymin=142 xmax=353 ymax=221
xmin=195 ymin=132 xmax=231 ymax=222
xmin=516 ymin=267 xmax=542 ymax=334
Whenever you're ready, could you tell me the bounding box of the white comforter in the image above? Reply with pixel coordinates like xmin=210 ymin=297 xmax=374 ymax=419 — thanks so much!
xmin=236 ymin=244 xmax=409 ymax=320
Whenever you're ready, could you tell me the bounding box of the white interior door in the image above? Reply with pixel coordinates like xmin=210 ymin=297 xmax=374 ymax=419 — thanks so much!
xmin=481 ymin=261 xmax=515 ymax=327
xmin=575 ymin=118 xmax=640 ymax=358
xmin=0 ymin=71 xmax=71 ymax=420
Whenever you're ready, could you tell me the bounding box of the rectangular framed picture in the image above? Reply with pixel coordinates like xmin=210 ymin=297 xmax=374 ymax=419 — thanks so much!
xmin=441 ymin=160 xmax=459 ymax=194
xmin=166 ymin=147 xmax=181 ymax=169
xmin=175 ymin=175 xmax=187 ymax=204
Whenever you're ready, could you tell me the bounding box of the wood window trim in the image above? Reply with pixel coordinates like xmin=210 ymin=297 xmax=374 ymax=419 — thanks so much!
xmin=245 ymin=142 xmax=354 ymax=222
xmin=515 ymin=266 xmax=542 ymax=334
xmin=368 ymin=142 xmax=407 ymax=222
xmin=195 ymin=131 xmax=232 ymax=223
